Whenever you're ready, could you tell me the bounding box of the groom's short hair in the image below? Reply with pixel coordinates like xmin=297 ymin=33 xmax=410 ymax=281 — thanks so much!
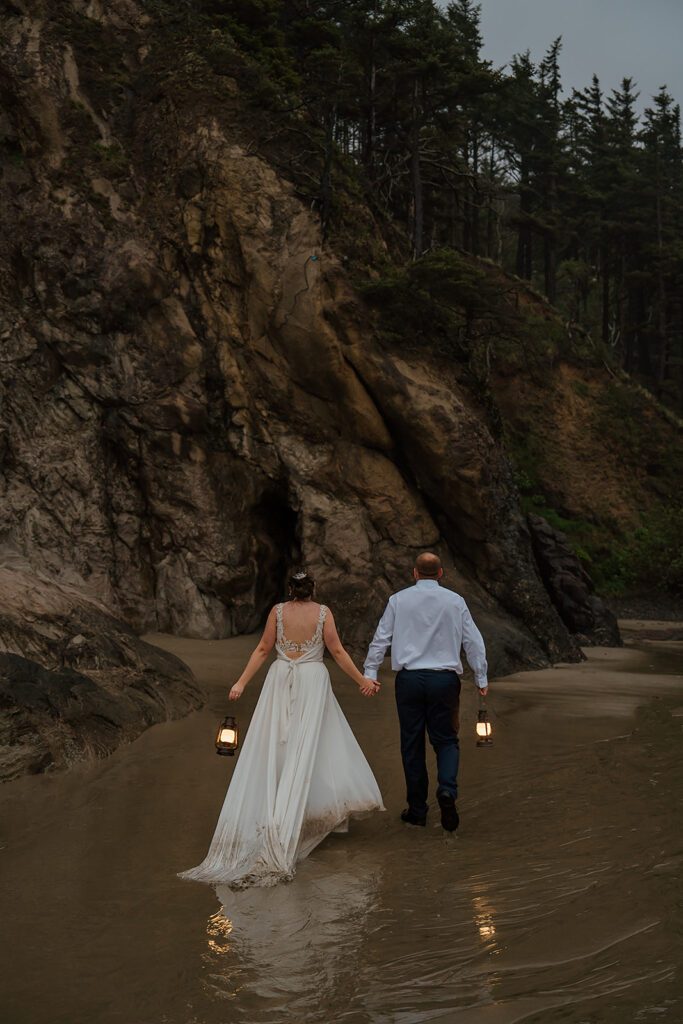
xmin=415 ymin=552 xmax=442 ymax=578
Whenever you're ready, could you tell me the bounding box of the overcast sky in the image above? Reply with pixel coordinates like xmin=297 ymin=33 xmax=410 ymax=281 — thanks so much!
xmin=440 ymin=0 xmax=683 ymax=117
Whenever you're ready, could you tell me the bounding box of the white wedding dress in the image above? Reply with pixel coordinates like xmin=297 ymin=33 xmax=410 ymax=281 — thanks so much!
xmin=179 ymin=604 xmax=384 ymax=887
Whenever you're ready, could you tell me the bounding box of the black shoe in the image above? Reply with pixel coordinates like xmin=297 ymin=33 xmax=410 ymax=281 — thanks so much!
xmin=437 ymin=790 xmax=459 ymax=832
xmin=400 ymin=808 xmax=427 ymax=827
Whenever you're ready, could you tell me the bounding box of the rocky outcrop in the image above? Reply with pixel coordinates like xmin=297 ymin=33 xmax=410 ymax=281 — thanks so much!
xmin=527 ymin=515 xmax=621 ymax=647
xmin=0 ymin=563 xmax=202 ymax=780
xmin=0 ymin=2 xmax=588 ymax=688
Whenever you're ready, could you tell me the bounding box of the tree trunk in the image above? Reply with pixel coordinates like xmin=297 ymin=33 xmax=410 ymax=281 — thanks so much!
xmin=462 ymin=134 xmax=471 ymax=252
xmin=656 ymin=192 xmax=668 ymax=387
xmin=364 ymin=49 xmax=377 ymax=174
xmin=635 ymin=285 xmax=652 ymax=375
xmin=545 ymin=169 xmax=558 ymax=303
xmin=486 ymin=144 xmax=496 ymax=260
xmin=516 ymin=163 xmax=532 ymax=280
xmin=601 ymin=242 xmax=610 ymax=344
xmin=544 ymin=236 xmax=557 ymax=305
xmin=449 ymin=188 xmax=458 ymax=249
xmin=369 ymin=58 xmax=376 ymax=169
xmin=410 ymin=79 xmax=424 ymax=258
xmin=320 ymin=98 xmax=338 ymax=245
xmin=470 ymin=131 xmax=480 ymax=256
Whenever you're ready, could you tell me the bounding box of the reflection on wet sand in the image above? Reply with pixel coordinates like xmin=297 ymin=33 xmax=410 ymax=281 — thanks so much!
xmin=471 ymin=893 xmax=497 ymax=941
xmin=0 ymin=629 xmax=681 ymax=1024
xmin=355 ymin=850 xmax=674 ymax=1024
xmin=206 ymin=860 xmax=380 ymax=1014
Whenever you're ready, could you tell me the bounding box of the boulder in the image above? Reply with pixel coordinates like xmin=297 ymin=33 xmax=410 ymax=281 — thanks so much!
xmin=0 ymin=565 xmax=202 ymax=781
xmin=527 ymin=515 xmax=621 ymax=646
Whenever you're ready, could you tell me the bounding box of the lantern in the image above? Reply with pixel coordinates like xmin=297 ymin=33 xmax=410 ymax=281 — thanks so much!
xmin=216 ymin=715 xmax=239 ymax=756
xmin=476 ymin=708 xmax=493 ymax=746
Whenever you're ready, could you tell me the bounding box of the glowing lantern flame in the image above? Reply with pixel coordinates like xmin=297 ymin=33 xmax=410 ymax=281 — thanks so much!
xmin=476 ymin=708 xmax=493 ymax=746
xmin=216 ymin=716 xmax=239 ymax=756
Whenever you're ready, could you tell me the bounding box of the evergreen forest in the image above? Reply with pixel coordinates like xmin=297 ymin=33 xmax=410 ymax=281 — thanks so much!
xmin=165 ymin=0 xmax=683 ymax=410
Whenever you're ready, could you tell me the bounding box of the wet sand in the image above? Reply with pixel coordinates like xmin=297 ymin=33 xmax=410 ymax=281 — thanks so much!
xmin=1 ymin=626 xmax=682 ymax=1024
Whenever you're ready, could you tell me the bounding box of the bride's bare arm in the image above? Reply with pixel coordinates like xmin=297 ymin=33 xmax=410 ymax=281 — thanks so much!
xmin=229 ymin=606 xmax=277 ymax=701
xmin=323 ymin=611 xmax=379 ymax=696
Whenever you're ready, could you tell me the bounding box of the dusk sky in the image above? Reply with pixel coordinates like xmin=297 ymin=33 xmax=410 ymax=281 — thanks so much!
xmin=439 ymin=0 xmax=683 ymax=117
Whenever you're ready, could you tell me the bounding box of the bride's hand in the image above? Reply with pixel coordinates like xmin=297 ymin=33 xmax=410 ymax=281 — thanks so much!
xmin=229 ymin=684 xmax=244 ymax=701
xmin=359 ymin=678 xmax=379 ymax=697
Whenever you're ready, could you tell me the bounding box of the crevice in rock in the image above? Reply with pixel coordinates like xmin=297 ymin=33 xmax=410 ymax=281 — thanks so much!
xmin=251 ymin=485 xmax=301 ymax=625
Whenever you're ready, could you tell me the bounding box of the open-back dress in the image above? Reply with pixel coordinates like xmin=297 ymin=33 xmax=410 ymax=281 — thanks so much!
xmin=179 ymin=603 xmax=384 ymax=887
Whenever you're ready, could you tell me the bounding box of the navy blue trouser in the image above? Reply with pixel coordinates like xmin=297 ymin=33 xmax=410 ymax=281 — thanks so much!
xmin=395 ymin=668 xmax=461 ymax=818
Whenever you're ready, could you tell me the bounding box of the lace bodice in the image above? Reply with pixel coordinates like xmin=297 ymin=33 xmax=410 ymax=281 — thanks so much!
xmin=276 ymin=603 xmax=327 ymax=660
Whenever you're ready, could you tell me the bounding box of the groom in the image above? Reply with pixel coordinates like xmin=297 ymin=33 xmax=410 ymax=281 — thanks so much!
xmin=363 ymin=552 xmax=489 ymax=832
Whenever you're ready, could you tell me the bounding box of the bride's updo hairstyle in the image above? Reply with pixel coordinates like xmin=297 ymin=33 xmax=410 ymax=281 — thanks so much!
xmin=287 ymin=567 xmax=316 ymax=601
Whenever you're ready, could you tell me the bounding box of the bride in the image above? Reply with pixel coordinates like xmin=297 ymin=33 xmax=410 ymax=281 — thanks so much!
xmin=179 ymin=568 xmax=385 ymax=887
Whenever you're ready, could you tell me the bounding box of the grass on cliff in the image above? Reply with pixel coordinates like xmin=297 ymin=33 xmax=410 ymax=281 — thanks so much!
xmin=359 ymin=249 xmax=602 ymax=366
xmin=515 ymin=488 xmax=683 ymax=597
xmin=507 ymin=379 xmax=683 ymax=598
xmin=55 ymin=7 xmax=130 ymax=112
xmin=360 ymin=250 xmax=683 ymax=599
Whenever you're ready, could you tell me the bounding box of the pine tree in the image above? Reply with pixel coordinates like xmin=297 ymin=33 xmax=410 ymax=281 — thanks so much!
xmin=605 ymin=78 xmax=642 ymax=370
xmin=535 ymin=38 xmax=565 ymax=303
xmin=500 ymin=51 xmax=539 ymax=281
xmin=569 ymin=76 xmax=612 ymax=342
xmin=443 ymin=1 xmax=498 ymax=257
xmin=640 ymin=88 xmax=683 ymax=390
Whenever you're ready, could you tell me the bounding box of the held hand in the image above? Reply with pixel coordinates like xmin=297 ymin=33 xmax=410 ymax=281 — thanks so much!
xmin=229 ymin=684 xmax=244 ymax=701
xmin=359 ymin=677 xmax=380 ymax=697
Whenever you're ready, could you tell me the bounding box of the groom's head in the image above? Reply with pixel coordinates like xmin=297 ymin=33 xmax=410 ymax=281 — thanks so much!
xmin=414 ymin=552 xmax=443 ymax=581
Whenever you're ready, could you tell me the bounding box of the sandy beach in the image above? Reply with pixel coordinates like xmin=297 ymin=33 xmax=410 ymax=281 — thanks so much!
xmin=1 ymin=624 xmax=681 ymax=1024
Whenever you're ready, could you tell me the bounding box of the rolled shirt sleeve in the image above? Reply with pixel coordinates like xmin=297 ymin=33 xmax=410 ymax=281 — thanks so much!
xmin=461 ymin=604 xmax=488 ymax=688
xmin=363 ymin=598 xmax=395 ymax=680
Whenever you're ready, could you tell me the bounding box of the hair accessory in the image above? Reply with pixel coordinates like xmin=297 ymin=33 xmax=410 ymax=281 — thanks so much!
xmin=292 ymin=570 xmax=308 ymax=580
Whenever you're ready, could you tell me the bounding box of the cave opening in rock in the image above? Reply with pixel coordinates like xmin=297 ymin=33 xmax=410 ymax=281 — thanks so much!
xmin=251 ymin=489 xmax=300 ymax=625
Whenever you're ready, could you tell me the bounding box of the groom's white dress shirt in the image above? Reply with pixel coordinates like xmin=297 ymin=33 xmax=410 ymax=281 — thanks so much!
xmin=363 ymin=580 xmax=489 ymax=689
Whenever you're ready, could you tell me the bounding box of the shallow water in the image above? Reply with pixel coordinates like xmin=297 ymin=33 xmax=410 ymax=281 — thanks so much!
xmin=1 ymin=632 xmax=682 ymax=1024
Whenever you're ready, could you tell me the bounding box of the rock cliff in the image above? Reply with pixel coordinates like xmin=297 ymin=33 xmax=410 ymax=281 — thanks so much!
xmin=0 ymin=0 xmax=637 ymax=775
xmin=1 ymin=3 xmax=577 ymax=652
xmin=0 ymin=560 xmax=201 ymax=780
